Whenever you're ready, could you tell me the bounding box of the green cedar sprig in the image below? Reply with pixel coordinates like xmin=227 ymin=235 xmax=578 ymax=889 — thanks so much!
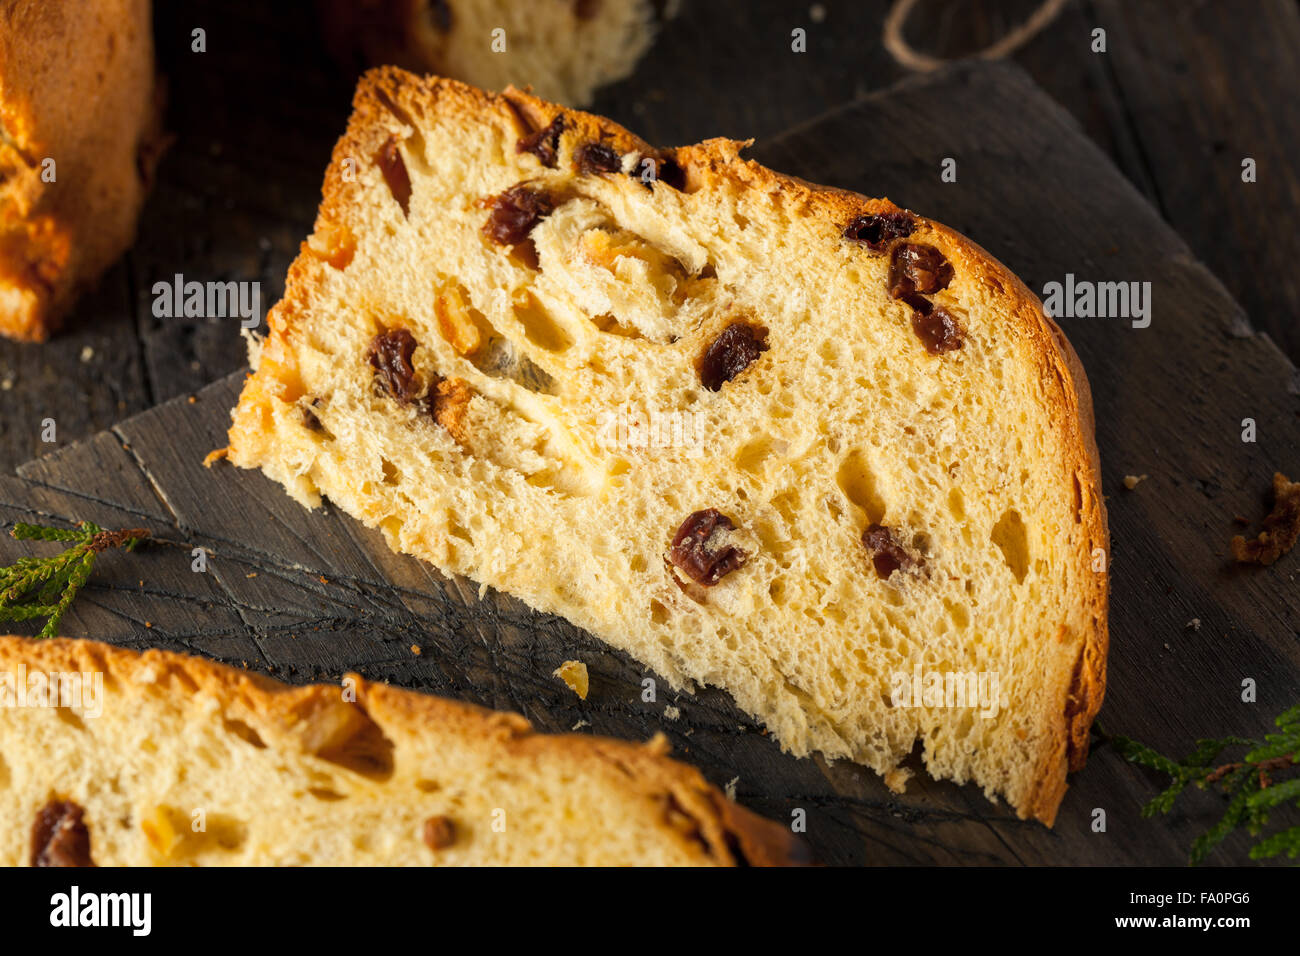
xmin=0 ymin=521 xmax=149 ymax=639
xmin=1111 ymin=703 xmax=1300 ymax=864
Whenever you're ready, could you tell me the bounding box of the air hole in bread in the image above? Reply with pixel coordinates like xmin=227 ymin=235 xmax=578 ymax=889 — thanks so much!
xmin=770 ymin=489 xmax=800 ymax=525
xmin=448 ymin=516 xmax=473 ymax=544
xmin=735 ymin=434 xmax=780 ymax=476
xmin=512 ymin=291 xmax=573 ymax=352
xmin=374 ymin=134 xmax=412 ymax=216
xmin=143 ymin=806 xmax=247 ymax=859
xmin=414 ymin=779 xmax=441 ymax=793
xmin=54 ymin=707 xmax=86 ymax=732
xmin=589 ymin=311 xmax=644 ymax=339
xmin=650 ymin=599 xmax=670 ymax=625
xmin=312 ymin=707 xmax=396 ymax=782
xmin=768 ymin=578 xmax=788 ymax=605
xmin=307 ymin=787 xmax=347 ymax=802
xmin=509 ymin=238 xmax=541 ymax=271
xmin=991 ymin=508 xmax=1031 ymax=584
xmin=947 ymin=487 xmax=966 ymax=521
xmin=381 ymin=459 xmax=401 ymax=485
xmin=437 ymin=284 xmax=557 ymax=394
xmin=222 ymin=717 xmax=266 ymax=749
xmin=944 ymin=598 xmax=970 ymax=629
xmin=837 ymin=450 xmax=887 ymax=525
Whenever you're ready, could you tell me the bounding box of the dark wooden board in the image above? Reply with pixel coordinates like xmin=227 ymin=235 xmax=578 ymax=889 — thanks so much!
xmin=3 ymin=61 xmax=1298 ymax=865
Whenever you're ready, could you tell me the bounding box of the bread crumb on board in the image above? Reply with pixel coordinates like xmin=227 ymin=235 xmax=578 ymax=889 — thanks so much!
xmin=1231 ymin=472 xmax=1300 ymax=566
xmin=884 ymin=768 xmax=913 ymax=793
xmin=1123 ymin=474 xmax=1148 ymax=490
xmin=553 ymin=660 xmax=589 ymax=700
xmin=663 ymin=705 xmax=681 ymax=721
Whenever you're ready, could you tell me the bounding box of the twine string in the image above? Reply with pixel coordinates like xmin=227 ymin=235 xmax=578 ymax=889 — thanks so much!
xmin=883 ymin=0 xmax=1070 ymax=72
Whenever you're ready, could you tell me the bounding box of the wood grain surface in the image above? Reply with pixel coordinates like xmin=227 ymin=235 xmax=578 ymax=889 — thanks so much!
xmin=2 ymin=60 xmax=1296 ymax=865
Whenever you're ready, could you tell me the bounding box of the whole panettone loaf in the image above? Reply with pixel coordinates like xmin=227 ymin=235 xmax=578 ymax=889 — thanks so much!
xmin=0 ymin=0 xmax=163 ymax=341
xmin=0 ymin=637 xmax=802 ymax=866
xmin=224 ymin=67 xmax=1109 ymax=826
xmin=320 ymin=0 xmax=669 ymax=106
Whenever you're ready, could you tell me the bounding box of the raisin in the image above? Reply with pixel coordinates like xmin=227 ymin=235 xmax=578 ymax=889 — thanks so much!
xmin=888 ymin=243 xmax=954 ymax=298
xmin=517 ymin=115 xmax=565 ymax=168
xmin=698 ymin=322 xmax=769 ymax=391
xmin=575 ymin=141 xmax=622 ymax=174
xmin=668 ymin=509 xmax=748 ymax=586
xmin=484 ymin=185 xmax=554 ymax=246
xmin=899 ymin=291 xmax=932 ymax=315
xmin=422 ymin=815 xmax=457 ymax=850
xmin=375 ymin=135 xmax=412 ymax=216
xmin=428 ymin=0 xmax=453 ymax=32
xmin=638 ymin=154 xmax=686 ymax=191
xmin=843 ymin=212 xmax=915 ymax=251
xmin=31 ymin=800 xmax=95 ymax=867
xmin=911 ymin=307 xmax=964 ymax=354
xmin=861 ymin=524 xmax=916 ymax=580
xmin=574 ymin=0 xmax=602 ymax=19
xmin=368 ymin=329 xmax=422 ymax=404
xmin=655 ymin=157 xmax=687 ymax=190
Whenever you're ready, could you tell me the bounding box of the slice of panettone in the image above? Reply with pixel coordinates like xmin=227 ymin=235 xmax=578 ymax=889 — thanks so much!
xmin=0 ymin=637 xmax=802 ymax=866
xmin=224 ymin=68 xmax=1109 ymax=826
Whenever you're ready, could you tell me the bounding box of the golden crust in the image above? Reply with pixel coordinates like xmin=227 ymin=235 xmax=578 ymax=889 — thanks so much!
xmin=231 ymin=67 xmax=1109 ymax=827
xmin=917 ymin=226 xmax=1109 ymax=826
xmin=0 ymin=636 xmax=805 ymax=866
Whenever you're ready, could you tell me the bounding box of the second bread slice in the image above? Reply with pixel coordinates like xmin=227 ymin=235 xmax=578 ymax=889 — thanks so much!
xmin=1 ymin=637 xmax=799 ymax=866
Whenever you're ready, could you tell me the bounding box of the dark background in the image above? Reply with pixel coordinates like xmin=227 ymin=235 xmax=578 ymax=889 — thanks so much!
xmin=0 ymin=0 xmax=1295 ymax=467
